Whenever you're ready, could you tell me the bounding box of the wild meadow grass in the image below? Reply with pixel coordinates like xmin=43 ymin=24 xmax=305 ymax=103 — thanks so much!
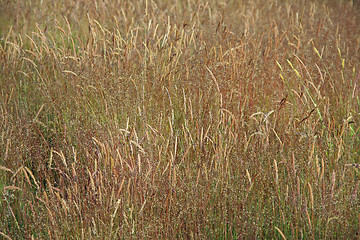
xmin=1 ymin=0 xmax=360 ymax=238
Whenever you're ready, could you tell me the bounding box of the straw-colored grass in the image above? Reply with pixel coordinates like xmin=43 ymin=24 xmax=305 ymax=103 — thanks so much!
xmin=1 ymin=0 xmax=360 ymax=238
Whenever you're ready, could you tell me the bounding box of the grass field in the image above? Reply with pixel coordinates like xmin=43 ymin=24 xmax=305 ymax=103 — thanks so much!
xmin=1 ymin=0 xmax=360 ymax=239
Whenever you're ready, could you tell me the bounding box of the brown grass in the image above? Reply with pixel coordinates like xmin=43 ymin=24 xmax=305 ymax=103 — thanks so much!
xmin=1 ymin=0 xmax=360 ymax=238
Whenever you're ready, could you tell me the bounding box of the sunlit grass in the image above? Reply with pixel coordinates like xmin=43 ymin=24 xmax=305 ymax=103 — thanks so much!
xmin=1 ymin=0 xmax=360 ymax=238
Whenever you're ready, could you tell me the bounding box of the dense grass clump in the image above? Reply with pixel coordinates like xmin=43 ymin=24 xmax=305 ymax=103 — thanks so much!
xmin=1 ymin=0 xmax=360 ymax=238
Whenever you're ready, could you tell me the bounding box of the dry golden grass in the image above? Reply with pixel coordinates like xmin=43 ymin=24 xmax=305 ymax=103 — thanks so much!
xmin=1 ymin=0 xmax=360 ymax=238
